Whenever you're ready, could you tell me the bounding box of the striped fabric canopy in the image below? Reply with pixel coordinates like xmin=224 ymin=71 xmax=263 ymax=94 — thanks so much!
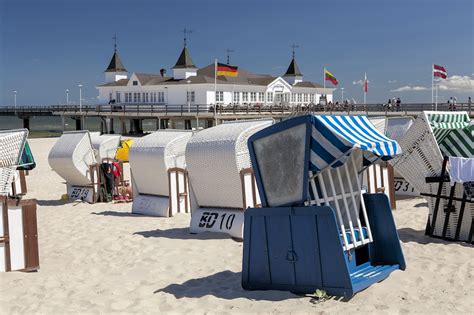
xmin=310 ymin=115 xmax=401 ymax=172
xmin=427 ymin=112 xmax=473 ymax=158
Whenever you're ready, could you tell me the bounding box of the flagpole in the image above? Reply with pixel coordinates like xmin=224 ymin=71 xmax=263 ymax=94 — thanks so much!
xmin=323 ymin=67 xmax=326 ymax=89
xmin=431 ymin=64 xmax=434 ymax=110
xmin=435 ymin=80 xmax=438 ymax=111
xmin=214 ymin=58 xmax=217 ymax=125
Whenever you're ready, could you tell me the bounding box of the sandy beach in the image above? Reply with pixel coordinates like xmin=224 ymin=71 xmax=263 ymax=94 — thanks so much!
xmin=0 ymin=137 xmax=472 ymax=314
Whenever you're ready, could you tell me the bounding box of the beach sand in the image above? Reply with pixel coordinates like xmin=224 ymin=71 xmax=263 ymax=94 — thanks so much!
xmin=0 ymin=138 xmax=472 ymax=314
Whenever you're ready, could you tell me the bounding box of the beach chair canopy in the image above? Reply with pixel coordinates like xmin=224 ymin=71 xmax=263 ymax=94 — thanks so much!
xmin=17 ymin=141 xmax=36 ymax=171
xmin=90 ymin=133 xmax=121 ymax=161
xmin=385 ymin=117 xmax=414 ymax=142
xmin=248 ymin=115 xmax=401 ymax=207
xmin=48 ymin=131 xmax=97 ymax=186
xmin=115 ymin=139 xmax=133 ymax=162
xmin=309 ymin=115 xmax=401 ymax=173
xmin=426 ymin=112 xmax=472 ymax=158
xmin=129 ymin=130 xmax=192 ymax=197
xmin=186 ymin=119 xmax=273 ymax=209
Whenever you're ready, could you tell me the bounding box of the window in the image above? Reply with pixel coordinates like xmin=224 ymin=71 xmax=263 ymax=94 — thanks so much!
xmin=128 ymin=93 xmax=132 ymax=102
xmin=158 ymin=92 xmax=164 ymax=103
xmin=297 ymin=93 xmax=302 ymax=102
xmin=250 ymin=92 xmax=256 ymax=102
xmin=233 ymin=92 xmax=240 ymax=103
xmin=258 ymin=92 xmax=264 ymax=102
xmin=144 ymin=93 xmax=149 ymax=103
xmin=303 ymin=94 xmax=308 ymax=103
xmin=242 ymin=92 xmax=249 ymax=102
xmin=116 ymin=92 xmax=121 ymax=103
xmin=133 ymin=93 xmax=137 ymax=102
xmin=267 ymin=92 xmax=273 ymax=102
xmin=133 ymin=81 xmax=138 ymax=86
xmin=137 ymin=93 xmax=141 ymax=103
xmin=216 ymin=91 xmax=224 ymax=103
xmin=291 ymin=93 xmax=296 ymax=102
xmin=187 ymin=91 xmax=195 ymax=103
xmin=310 ymin=94 xmax=314 ymax=103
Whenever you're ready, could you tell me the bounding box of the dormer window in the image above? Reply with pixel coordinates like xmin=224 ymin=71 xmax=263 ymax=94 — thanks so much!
xmin=133 ymin=81 xmax=138 ymax=86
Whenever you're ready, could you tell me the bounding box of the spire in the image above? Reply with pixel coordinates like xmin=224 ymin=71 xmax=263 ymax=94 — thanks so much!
xmin=284 ymin=44 xmax=302 ymax=76
xmin=105 ymin=35 xmax=127 ymax=73
xmin=284 ymin=58 xmax=303 ymax=77
xmin=172 ymin=47 xmax=197 ymax=69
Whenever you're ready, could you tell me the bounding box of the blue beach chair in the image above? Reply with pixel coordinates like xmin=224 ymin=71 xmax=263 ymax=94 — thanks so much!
xmin=242 ymin=115 xmax=406 ymax=297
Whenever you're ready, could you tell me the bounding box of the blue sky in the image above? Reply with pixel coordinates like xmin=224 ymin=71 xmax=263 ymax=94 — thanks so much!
xmin=0 ymin=0 xmax=472 ymax=106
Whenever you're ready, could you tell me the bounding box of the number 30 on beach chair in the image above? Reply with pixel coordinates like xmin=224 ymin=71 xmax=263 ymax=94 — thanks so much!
xmin=242 ymin=115 xmax=406 ymax=297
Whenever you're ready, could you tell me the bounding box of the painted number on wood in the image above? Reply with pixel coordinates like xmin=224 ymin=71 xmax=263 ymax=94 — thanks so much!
xmin=198 ymin=212 xmax=236 ymax=230
xmin=394 ymin=180 xmax=414 ymax=193
xmin=70 ymin=188 xmax=90 ymax=199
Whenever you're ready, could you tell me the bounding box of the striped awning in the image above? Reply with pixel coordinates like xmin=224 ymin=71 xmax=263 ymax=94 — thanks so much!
xmin=427 ymin=112 xmax=473 ymax=158
xmin=310 ymin=115 xmax=401 ymax=172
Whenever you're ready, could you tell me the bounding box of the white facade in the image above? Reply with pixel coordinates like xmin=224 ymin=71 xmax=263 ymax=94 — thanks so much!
xmin=98 ymin=76 xmax=333 ymax=107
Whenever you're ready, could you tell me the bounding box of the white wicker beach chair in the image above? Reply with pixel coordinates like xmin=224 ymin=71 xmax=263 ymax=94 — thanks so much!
xmin=129 ymin=130 xmax=193 ymax=217
xmin=0 ymin=129 xmax=28 ymax=196
xmin=186 ymin=119 xmax=273 ymax=238
xmin=48 ymin=131 xmax=98 ymax=203
xmin=90 ymin=133 xmax=121 ymax=162
xmin=390 ymin=111 xmax=473 ymax=242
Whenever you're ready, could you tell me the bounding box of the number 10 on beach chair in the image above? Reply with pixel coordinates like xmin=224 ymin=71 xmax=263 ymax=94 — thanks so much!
xmin=243 ymin=115 xmax=406 ymax=297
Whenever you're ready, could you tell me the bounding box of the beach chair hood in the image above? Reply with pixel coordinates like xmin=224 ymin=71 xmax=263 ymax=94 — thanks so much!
xmin=248 ymin=115 xmax=401 ymax=207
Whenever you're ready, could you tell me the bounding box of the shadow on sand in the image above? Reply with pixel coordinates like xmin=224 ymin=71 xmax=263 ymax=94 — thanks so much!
xmin=91 ymin=210 xmax=142 ymax=218
xmin=154 ymin=270 xmax=351 ymax=302
xmin=134 ymin=227 xmax=230 ymax=240
xmin=398 ymin=227 xmax=473 ymax=248
xmin=37 ymin=199 xmax=71 ymax=207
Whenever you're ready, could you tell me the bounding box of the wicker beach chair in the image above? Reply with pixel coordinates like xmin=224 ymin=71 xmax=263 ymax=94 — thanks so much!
xmin=186 ymin=119 xmax=273 ymax=238
xmin=391 ymin=111 xmax=473 ymax=242
xmin=129 ymin=130 xmax=193 ymax=217
xmin=243 ymin=115 xmax=405 ymax=297
xmin=48 ymin=131 xmax=99 ymax=203
xmin=0 ymin=129 xmax=29 ymax=196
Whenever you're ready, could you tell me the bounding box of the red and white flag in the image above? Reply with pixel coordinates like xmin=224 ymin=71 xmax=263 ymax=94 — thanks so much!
xmin=433 ymin=64 xmax=447 ymax=79
xmin=364 ymin=73 xmax=368 ymax=93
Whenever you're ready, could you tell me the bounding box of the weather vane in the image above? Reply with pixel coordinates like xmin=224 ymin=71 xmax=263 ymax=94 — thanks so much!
xmin=290 ymin=44 xmax=299 ymax=59
xmin=226 ymin=48 xmax=235 ymax=65
xmin=182 ymin=27 xmax=193 ymax=47
xmin=112 ymin=34 xmax=118 ymax=52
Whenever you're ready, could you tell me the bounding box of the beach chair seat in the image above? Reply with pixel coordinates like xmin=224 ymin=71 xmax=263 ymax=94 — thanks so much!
xmin=243 ymin=115 xmax=405 ymax=297
xmin=0 ymin=129 xmax=29 ymax=197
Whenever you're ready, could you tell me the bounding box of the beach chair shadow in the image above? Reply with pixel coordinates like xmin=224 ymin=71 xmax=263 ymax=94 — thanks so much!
xmin=133 ymin=227 xmax=229 ymax=240
xmin=37 ymin=199 xmax=70 ymax=207
xmin=154 ymin=270 xmax=301 ymax=302
xmin=397 ymin=228 xmax=473 ymax=248
xmin=91 ymin=210 xmax=142 ymax=217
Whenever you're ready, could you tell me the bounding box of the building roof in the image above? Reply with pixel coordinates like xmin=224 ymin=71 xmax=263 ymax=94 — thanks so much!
xmin=283 ymin=58 xmax=303 ymax=77
xmin=172 ymin=47 xmax=198 ymax=69
xmin=105 ymin=52 xmax=127 ymax=73
xmin=98 ymin=64 xmax=325 ymax=89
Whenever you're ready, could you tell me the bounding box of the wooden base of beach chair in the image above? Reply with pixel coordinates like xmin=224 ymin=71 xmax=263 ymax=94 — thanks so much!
xmin=0 ymin=197 xmax=39 ymax=272
xmin=242 ymin=194 xmax=405 ymax=297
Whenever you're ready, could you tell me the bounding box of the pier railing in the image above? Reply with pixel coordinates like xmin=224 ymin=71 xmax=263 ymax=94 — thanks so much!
xmin=0 ymin=102 xmax=471 ymax=116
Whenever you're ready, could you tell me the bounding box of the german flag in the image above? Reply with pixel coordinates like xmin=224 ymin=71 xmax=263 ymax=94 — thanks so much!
xmin=217 ymin=63 xmax=238 ymax=77
xmin=325 ymin=69 xmax=338 ymax=86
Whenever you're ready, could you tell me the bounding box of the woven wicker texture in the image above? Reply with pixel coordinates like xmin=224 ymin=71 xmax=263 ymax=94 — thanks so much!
xmin=0 ymin=129 xmax=28 ymax=195
xmin=186 ymin=120 xmax=273 ymax=209
xmin=90 ymin=133 xmax=121 ymax=161
xmin=129 ymin=130 xmax=192 ymax=196
xmin=368 ymin=117 xmax=387 ymax=134
xmin=48 ymin=131 xmax=97 ymax=186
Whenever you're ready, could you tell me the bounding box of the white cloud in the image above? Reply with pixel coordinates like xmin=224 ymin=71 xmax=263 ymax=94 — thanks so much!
xmin=388 ymin=80 xmax=397 ymax=84
xmin=390 ymin=86 xmax=428 ymax=92
xmin=438 ymin=75 xmax=474 ymax=91
xmin=352 ymin=80 xmax=364 ymax=85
